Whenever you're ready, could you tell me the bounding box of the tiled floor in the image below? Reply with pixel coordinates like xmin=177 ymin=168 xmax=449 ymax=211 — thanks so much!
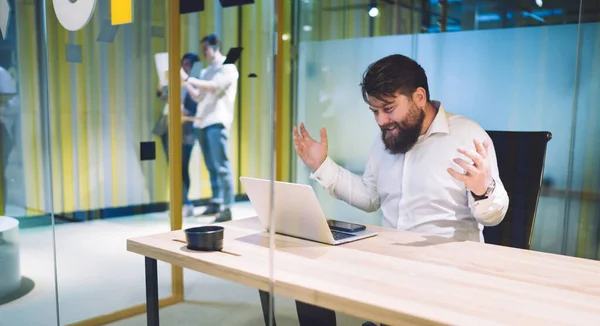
xmin=0 ymin=202 xmax=365 ymax=326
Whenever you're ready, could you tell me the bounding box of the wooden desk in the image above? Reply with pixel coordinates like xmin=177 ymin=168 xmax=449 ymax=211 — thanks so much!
xmin=127 ymin=217 xmax=600 ymax=326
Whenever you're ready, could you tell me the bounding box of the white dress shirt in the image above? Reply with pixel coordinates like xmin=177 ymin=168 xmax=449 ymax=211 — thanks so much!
xmin=193 ymin=56 xmax=239 ymax=131
xmin=310 ymin=101 xmax=509 ymax=242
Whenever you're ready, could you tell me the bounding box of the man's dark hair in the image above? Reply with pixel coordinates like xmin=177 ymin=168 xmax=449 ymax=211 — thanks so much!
xmin=201 ymin=34 xmax=221 ymax=50
xmin=181 ymin=53 xmax=200 ymax=64
xmin=360 ymin=54 xmax=430 ymax=106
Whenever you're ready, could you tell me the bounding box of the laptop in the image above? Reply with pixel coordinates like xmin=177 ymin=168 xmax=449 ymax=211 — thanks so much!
xmin=240 ymin=176 xmax=378 ymax=245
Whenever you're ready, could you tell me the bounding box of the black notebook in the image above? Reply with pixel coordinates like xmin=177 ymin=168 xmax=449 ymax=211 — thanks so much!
xmin=224 ymin=47 xmax=243 ymax=65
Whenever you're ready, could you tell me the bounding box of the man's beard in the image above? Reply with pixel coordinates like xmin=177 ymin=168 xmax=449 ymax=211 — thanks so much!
xmin=380 ymin=106 xmax=425 ymax=154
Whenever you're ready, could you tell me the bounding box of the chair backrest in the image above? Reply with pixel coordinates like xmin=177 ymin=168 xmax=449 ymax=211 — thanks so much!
xmin=483 ymin=130 xmax=552 ymax=249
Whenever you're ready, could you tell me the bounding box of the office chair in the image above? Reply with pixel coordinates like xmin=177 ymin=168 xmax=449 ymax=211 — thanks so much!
xmin=483 ymin=130 xmax=552 ymax=250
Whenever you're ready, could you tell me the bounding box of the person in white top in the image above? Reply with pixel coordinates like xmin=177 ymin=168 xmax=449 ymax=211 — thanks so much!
xmin=283 ymin=54 xmax=510 ymax=326
xmin=180 ymin=34 xmax=239 ymax=222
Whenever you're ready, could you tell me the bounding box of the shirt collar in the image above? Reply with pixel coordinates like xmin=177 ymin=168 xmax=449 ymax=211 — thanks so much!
xmin=423 ymin=100 xmax=450 ymax=139
xmin=210 ymin=55 xmax=226 ymax=68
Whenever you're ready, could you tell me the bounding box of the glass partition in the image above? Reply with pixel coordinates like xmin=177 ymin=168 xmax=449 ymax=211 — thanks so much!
xmin=1 ymin=0 xmax=59 ymax=324
xmin=286 ymin=2 xmax=599 ymax=324
xmin=293 ymin=0 xmax=600 ymax=258
xmin=1 ymin=0 xmax=284 ymax=325
xmin=1 ymin=0 xmax=178 ymax=324
xmin=568 ymin=1 xmax=600 ymax=259
xmin=48 ymin=0 xmax=176 ymax=323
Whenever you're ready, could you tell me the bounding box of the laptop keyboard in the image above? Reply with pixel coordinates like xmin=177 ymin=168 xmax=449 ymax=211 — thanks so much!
xmin=331 ymin=230 xmax=355 ymax=240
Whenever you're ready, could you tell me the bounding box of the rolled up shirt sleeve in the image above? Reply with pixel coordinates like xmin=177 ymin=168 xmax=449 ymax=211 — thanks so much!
xmin=187 ymin=64 xmax=238 ymax=94
xmin=468 ymin=137 xmax=509 ymax=226
xmin=310 ymin=155 xmax=381 ymax=213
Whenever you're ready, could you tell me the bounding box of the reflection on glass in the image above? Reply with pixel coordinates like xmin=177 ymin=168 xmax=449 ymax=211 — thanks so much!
xmin=1 ymin=58 xmax=18 ymax=217
xmin=1 ymin=1 xmax=59 ymax=323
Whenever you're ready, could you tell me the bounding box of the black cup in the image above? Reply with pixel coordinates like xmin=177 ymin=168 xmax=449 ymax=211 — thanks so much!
xmin=184 ymin=226 xmax=224 ymax=251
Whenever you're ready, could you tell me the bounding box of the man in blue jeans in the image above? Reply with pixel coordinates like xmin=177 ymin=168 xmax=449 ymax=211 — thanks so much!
xmin=181 ymin=34 xmax=238 ymax=222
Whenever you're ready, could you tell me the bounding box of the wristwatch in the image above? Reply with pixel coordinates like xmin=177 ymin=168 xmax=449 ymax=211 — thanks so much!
xmin=471 ymin=179 xmax=496 ymax=201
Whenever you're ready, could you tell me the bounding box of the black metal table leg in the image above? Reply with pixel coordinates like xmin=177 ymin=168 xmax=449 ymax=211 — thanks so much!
xmin=258 ymin=290 xmax=276 ymax=325
xmin=145 ymin=257 xmax=159 ymax=326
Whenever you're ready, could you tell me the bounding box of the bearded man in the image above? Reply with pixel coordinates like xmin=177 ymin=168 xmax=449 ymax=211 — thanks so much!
xmin=262 ymin=54 xmax=510 ymax=326
xmin=295 ymin=53 xmax=509 ymax=242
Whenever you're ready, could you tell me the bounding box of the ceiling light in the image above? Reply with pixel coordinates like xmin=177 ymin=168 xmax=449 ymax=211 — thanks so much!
xmin=368 ymin=6 xmax=379 ymax=17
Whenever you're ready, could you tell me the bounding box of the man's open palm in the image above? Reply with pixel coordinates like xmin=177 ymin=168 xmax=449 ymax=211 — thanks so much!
xmin=293 ymin=123 xmax=328 ymax=172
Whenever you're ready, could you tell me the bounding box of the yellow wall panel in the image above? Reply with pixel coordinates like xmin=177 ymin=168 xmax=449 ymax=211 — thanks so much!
xmin=76 ymin=30 xmax=90 ymax=210
xmin=111 ymin=0 xmax=133 ymax=25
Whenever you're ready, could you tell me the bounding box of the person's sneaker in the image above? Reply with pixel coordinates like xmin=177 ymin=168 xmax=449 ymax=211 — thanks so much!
xmin=214 ymin=208 xmax=232 ymax=223
xmin=201 ymin=203 xmax=220 ymax=216
xmin=182 ymin=204 xmax=195 ymax=217
xmin=362 ymin=322 xmax=379 ymax=326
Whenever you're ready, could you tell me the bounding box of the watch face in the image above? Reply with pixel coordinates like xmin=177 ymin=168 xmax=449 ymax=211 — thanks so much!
xmin=482 ymin=179 xmax=496 ymax=197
